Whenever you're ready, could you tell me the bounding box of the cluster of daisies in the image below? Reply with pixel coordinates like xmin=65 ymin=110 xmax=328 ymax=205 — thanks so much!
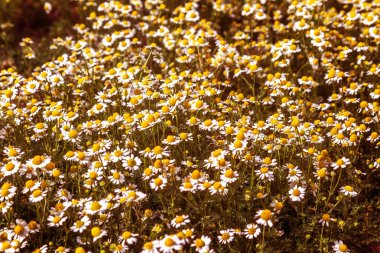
xmin=0 ymin=0 xmax=379 ymax=252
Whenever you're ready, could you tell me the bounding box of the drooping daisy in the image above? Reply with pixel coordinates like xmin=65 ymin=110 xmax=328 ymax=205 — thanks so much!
xmin=340 ymin=185 xmax=358 ymax=197
xmin=318 ymin=213 xmax=335 ymax=227
xmin=255 ymin=167 xmax=274 ymax=181
xmin=91 ymin=226 xmax=107 ymax=242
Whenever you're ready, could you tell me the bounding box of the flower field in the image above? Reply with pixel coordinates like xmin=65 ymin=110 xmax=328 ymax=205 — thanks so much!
xmin=1 ymin=0 xmax=380 ymax=252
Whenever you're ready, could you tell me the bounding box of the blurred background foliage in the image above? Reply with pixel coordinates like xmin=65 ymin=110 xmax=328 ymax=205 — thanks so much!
xmin=0 ymin=0 xmax=82 ymax=74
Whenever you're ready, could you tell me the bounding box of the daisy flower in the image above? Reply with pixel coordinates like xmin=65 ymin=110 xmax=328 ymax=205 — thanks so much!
xmin=217 ymin=229 xmax=234 ymax=244
xmin=170 ymin=215 xmax=190 ymax=228
xmin=244 ymin=223 xmax=261 ymax=239
xmin=141 ymin=240 xmax=160 ymax=253
xmin=340 ymin=185 xmax=358 ymax=197
xmin=220 ymin=169 xmax=239 ymax=183
xmin=319 ymin=213 xmax=335 ymax=227
xmin=11 ymin=219 xmax=30 ymax=241
xmin=26 ymin=155 xmax=51 ymax=169
xmin=286 ymin=165 xmax=302 ymax=182
xmin=91 ymin=226 xmax=107 ymax=242
xmin=3 ymin=146 xmax=24 ymax=160
xmin=288 ymin=185 xmax=306 ymax=202
xmin=108 ymin=170 xmax=125 ymax=185
xmin=150 ymin=176 xmax=168 ymax=191
xmin=255 ymin=209 xmax=274 ymax=227
xmin=255 ymin=167 xmax=274 ymax=181
xmin=209 ymin=181 xmax=228 ymax=195
xmin=48 ymin=213 xmax=68 ymax=227
xmin=29 ymin=189 xmax=47 ymax=203
xmin=331 ymin=157 xmax=350 ymax=170
xmin=191 ymin=236 xmax=211 ymax=252
xmin=70 ymin=216 xmax=91 ymax=233
xmin=123 ymin=154 xmax=142 ymax=171
xmin=158 ymin=234 xmax=183 ymax=253
xmin=314 ymin=167 xmax=328 ymax=180
xmin=332 ymin=240 xmax=350 ymax=253
xmin=118 ymin=230 xmax=138 ymax=245
xmin=2 ymin=161 xmax=21 ymax=176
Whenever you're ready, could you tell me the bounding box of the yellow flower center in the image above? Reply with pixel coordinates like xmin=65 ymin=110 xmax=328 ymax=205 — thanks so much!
xmin=32 ymin=189 xmax=42 ymax=198
xmin=221 ymin=233 xmax=230 ymax=240
xmin=14 ymin=225 xmax=24 ymax=235
xmin=194 ymin=239 xmax=205 ymax=248
xmin=52 ymin=216 xmax=61 ymax=224
xmin=339 ymin=244 xmax=348 ymax=252
xmin=292 ymin=189 xmax=301 ymax=196
xmin=224 ymin=169 xmax=234 ymax=178
xmin=91 ymin=227 xmax=101 ymax=237
xmin=143 ymin=242 xmax=153 ymax=250
xmin=154 ymin=178 xmax=163 ymax=186
xmin=122 ymin=231 xmax=131 ymax=239
xmin=32 ymin=156 xmax=43 ymax=165
xmin=164 ymin=238 xmax=175 ymax=247
xmin=175 ymin=216 xmax=184 ymax=224
xmin=5 ymin=162 xmax=15 ymax=171
xmin=322 ymin=213 xmax=330 ymax=221
xmin=344 ymin=185 xmax=353 ymax=192
xmin=260 ymin=209 xmax=272 ymax=221
xmin=90 ymin=202 xmax=101 ymax=211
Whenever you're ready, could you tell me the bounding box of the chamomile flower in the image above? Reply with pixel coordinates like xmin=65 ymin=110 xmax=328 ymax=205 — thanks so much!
xmin=48 ymin=213 xmax=68 ymax=227
xmin=289 ymin=185 xmax=306 ymax=202
xmin=158 ymin=235 xmax=183 ymax=253
xmin=191 ymin=236 xmax=211 ymax=252
xmin=220 ymin=169 xmax=239 ymax=183
xmin=1 ymin=161 xmax=21 ymax=176
xmin=118 ymin=230 xmax=138 ymax=245
xmin=108 ymin=170 xmax=125 ymax=185
xmin=340 ymin=185 xmax=358 ymax=197
xmin=123 ymin=154 xmax=142 ymax=171
xmin=332 ymin=240 xmax=350 ymax=253
xmin=150 ymin=175 xmax=167 ymax=190
xmin=11 ymin=219 xmax=29 ymax=241
xmin=70 ymin=216 xmax=91 ymax=233
xmin=331 ymin=157 xmax=351 ymax=170
xmin=218 ymin=229 xmax=234 ymax=244
xmin=170 ymin=215 xmax=190 ymax=228
xmin=255 ymin=209 xmax=274 ymax=227
xmin=26 ymin=155 xmax=51 ymax=169
xmin=91 ymin=226 xmax=107 ymax=242
xmin=244 ymin=223 xmax=261 ymax=239
xmin=29 ymin=189 xmax=47 ymax=203
xmin=319 ymin=213 xmax=335 ymax=227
